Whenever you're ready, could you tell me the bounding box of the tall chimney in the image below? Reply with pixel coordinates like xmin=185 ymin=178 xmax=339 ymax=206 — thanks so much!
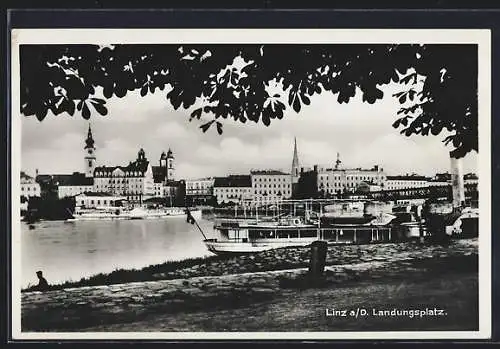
xmin=450 ymin=153 xmax=465 ymax=208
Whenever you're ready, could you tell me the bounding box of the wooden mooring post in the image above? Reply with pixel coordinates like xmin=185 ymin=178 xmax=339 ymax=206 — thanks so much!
xmin=309 ymin=240 xmax=328 ymax=277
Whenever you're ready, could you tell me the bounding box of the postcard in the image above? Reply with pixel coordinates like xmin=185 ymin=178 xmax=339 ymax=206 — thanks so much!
xmin=11 ymin=28 xmax=491 ymax=340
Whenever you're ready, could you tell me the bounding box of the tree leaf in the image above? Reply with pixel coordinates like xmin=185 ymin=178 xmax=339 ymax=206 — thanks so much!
xmin=216 ymin=121 xmax=223 ymax=135
xmin=199 ymin=120 xmax=214 ymax=133
xmin=301 ymin=94 xmax=310 ymax=105
xmin=66 ymin=100 xmax=75 ymax=116
xmin=90 ymin=97 xmax=105 ymax=105
xmin=292 ymin=94 xmax=301 ymax=112
xmin=82 ymin=102 xmax=91 ymax=119
xmin=36 ymin=107 xmax=48 ymax=121
xmin=92 ymin=102 xmax=108 ymax=116
xmin=190 ymin=107 xmax=202 ymax=121
xmin=103 ymin=84 xmax=114 ymax=99
xmin=398 ymin=93 xmax=407 ymax=104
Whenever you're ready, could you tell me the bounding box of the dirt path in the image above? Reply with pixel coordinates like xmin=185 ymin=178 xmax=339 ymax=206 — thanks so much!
xmin=82 ymin=271 xmax=477 ymax=332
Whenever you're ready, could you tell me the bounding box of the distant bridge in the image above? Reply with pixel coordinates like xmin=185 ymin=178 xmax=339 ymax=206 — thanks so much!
xmin=367 ymin=183 xmax=478 ymax=201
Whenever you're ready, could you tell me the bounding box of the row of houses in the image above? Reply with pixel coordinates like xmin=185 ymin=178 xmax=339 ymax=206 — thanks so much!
xmin=19 ymin=127 xmax=478 ymax=207
xmin=20 ymin=165 xmax=478 ymax=208
xmin=183 ymin=171 xmax=478 ymax=206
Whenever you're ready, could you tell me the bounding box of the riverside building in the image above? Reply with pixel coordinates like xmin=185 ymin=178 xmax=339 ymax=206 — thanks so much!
xmin=251 ymin=170 xmax=292 ymax=204
xmin=213 ymin=175 xmax=252 ymax=206
xmin=384 ymin=174 xmax=430 ymax=191
xmin=45 ymin=124 xmax=178 ymax=204
xmin=316 ymin=154 xmax=386 ymax=195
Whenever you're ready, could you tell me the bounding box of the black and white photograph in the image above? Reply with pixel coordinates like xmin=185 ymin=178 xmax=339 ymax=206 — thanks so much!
xmin=11 ymin=28 xmax=491 ymax=340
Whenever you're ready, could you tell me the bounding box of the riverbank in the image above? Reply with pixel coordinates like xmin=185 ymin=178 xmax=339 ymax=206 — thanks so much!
xmin=22 ymin=238 xmax=476 ymax=292
xmin=21 ymin=239 xmax=478 ymax=332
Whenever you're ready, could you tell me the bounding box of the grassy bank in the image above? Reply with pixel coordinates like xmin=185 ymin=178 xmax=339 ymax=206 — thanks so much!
xmin=22 ymin=239 xmax=477 ymax=293
xmin=22 ymin=254 xmax=478 ymax=332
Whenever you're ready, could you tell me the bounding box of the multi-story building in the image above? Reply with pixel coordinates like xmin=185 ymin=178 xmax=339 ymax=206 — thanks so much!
xmin=427 ymin=172 xmax=451 ymax=187
xmin=186 ymin=177 xmax=214 ymax=196
xmin=251 ymin=170 xmax=292 ymax=204
xmin=185 ymin=177 xmax=214 ymax=205
xmin=57 ymin=172 xmax=94 ymax=198
xmin=20 ymin=171 xmax=41 ymax=198
xmin=317 ymin=163 xmax=386 ymax=195
xmin=213 ymin=175 xmax=252 ymax=206
xmin=356 ymin=182 xmax=382 ymax=193
xmin=74 ymin=192 xmax=127 ymax=208
xmin=93 ymin=148 xmax=155 ymax=202
xmin=20 ymin=171 xmax=41 ymax=213
xmin=464 ymin=173 xmax=478 ymax=185
xmin=53 ymin=124 xmax=178 ymax=204
xmin=384 ymin=174 xmax=429 ymax=191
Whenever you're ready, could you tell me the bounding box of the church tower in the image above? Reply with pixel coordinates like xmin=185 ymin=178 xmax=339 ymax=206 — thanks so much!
xmin=291 ymin=137 xmax=300 ymax=184
xmin=166 ymin=148 xmax=175 ymax=181
xmin=335 ymin=152 xmax=342 ymax=170
xmin=84 ymin=124 xmax=96 ymax=178
xmin=159 ymin=151 xmax=168 ymax=182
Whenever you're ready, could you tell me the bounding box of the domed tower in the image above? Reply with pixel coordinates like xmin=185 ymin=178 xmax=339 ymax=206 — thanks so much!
xmin=160 ymin=151 xmax=167 ymax=168
xmin=84 ymin=124 xmax=96 ymax=178
xmin=138 ymin=148 xmax=146 ymax=161
xmin=167 ymin=148 xmax=175 ymax=181
xmin=159 ymin=151 xmax=168 ymax=182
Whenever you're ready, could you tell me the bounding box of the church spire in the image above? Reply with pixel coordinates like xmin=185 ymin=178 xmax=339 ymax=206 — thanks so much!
xmin=84 ymin=124 xmax=95 ymax=150
xmin=84 ymin=123 xmax=96 ymax=178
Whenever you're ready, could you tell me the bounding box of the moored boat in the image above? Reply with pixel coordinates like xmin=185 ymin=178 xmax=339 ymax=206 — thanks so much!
xmin=66 ymin=206 xmax=130 ymax=221
xmin=129 ymin=207 xmax=202 ymax=220
xmin=203 ymin=213 xmax=396 ymax=255
xmin=67 ymin=205 xmax=201 ymax=221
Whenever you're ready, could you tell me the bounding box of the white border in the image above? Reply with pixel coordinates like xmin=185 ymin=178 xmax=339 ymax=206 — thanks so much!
xmin=10 ymin=28 xmax=492 ymax=340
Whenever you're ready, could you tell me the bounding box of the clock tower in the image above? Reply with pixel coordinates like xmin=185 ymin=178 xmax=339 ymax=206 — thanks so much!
xmin=84 ymin=124 xmax=96 ymax=178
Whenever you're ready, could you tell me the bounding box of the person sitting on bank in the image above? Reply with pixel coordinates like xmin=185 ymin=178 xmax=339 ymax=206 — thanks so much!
xmin=34 ymin=271 xmax=49 ymax=291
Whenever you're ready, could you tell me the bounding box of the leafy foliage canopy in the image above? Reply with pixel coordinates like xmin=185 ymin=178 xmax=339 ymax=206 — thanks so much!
xmin=20 ymin=44 xmax=477 ymax=157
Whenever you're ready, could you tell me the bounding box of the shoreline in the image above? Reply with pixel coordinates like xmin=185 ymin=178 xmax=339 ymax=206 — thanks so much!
xmin=21 ymin=251 xmax=478 ymax=332
xmin=22 ymin=238 xmax=477 ymax=292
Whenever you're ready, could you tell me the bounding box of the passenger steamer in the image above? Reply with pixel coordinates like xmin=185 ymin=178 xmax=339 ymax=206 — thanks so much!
xmin=68 ymin=206 xmax=201 ymax=221
xmin=202 ymin=200 xmax=396 ymax=255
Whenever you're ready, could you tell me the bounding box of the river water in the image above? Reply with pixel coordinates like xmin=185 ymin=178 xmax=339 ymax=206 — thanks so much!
xmin=20 ymin=217 xmax=216 ymax=288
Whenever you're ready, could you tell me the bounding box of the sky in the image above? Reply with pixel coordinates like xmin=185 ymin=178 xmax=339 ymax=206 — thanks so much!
xmin=20 ymin=84 xmax=478 ymax=180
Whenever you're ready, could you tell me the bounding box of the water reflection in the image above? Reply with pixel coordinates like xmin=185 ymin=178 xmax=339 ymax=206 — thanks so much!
xmin=20 ymin=217 xmax=215 ymax=288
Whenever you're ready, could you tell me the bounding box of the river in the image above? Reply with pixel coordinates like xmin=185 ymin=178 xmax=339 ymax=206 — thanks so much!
xmin=20 ymin=216 xmax=216 ymax=288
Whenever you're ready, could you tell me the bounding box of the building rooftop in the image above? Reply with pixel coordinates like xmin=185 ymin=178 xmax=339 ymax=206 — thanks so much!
xmin=464 ymin=173 xmax=478 ymax=180
xmin=76 ymin=192 xmax=127 ymax=198
xmin=317 ymin=165 xmax=383 ymax=173
xmin=94 ymin=159 xmax=150 ymax=177
xmin=214 ymin=175 xmax=251 ymax=187
xmin=37 ymin=173 xmax=94 ymax=186
xmin=250 ymin=170 xmax=290 ymax=175
xmin=185 ymin=177 xmax=214 ymax=181
xmin=386 ymin=175 xmax=429 ymax=181
xmin=20 ymin=171 xmax=36 ymax=183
